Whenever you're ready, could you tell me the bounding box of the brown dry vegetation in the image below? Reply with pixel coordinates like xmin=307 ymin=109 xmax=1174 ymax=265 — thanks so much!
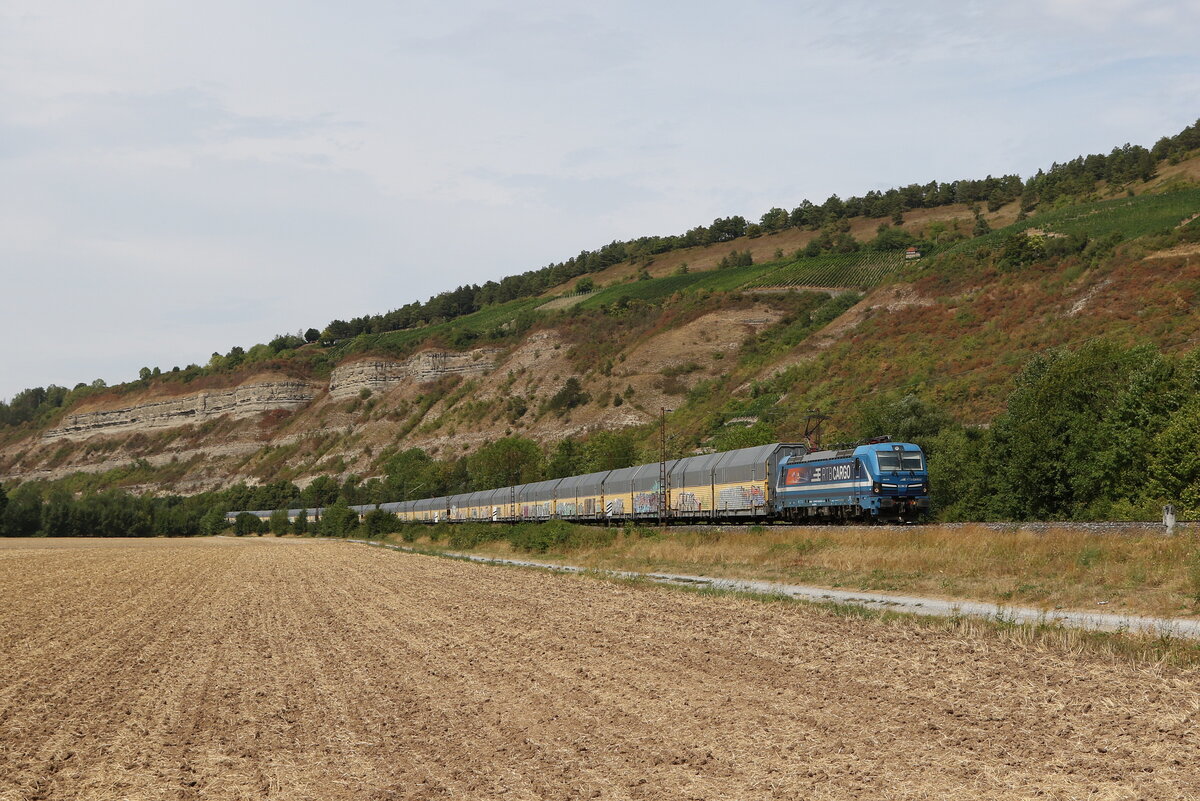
xmin=2 ymin=537 xmax=1198 ymax=800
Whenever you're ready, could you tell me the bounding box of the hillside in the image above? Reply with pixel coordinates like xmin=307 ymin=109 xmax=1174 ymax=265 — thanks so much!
xmin=1 ymin=133 xmax=1199 ymax=516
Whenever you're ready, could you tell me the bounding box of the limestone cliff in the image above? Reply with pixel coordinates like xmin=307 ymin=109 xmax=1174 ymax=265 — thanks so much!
xmin=327 ymin=348 xmax=500 ymax=400
xmin=44 ymin=380 xmax=319 ymax=441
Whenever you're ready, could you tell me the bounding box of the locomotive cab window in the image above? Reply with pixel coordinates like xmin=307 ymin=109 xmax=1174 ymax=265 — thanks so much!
xmin=876 ymin=451 xmax=924 ymax=472
xmin=876 ymin=452 xmax=901 ymax=471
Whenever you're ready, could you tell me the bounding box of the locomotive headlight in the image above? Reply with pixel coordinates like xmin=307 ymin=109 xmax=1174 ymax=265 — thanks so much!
xmin=872 ymin=482 xmax=881 ymax=494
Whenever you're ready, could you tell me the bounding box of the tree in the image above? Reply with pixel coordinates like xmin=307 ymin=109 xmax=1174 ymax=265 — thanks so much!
xmin=854 ymin=394 xmax=948 ymax=443
xmin=323 ymin=320 xmax=354 ymax=342
xmin=708 ymin=216 xmax=748 ymax=242
xmin=546 ymin=440 xmax=586 ymax=479
xmin=40 ymin=487 xmax=75 ymax=537
xmin=139 ymin=367 xmax=152 ymax=381
xmin=585 ymin=430 xmax=641 ymax=472
xmin=362 ymin=508 xmax=397 ymax=538
xmin=987 ymin=342 xmax=1131 ymax=519
xmin=318 ymin=500 xmax=358 ymax=537
xmin=868 ymin=225 xmax=914 ymax=252
xmin=268 ymin=333 xmax=304 ymax=353
xmin=3 ymin=483 xmax=42 ymax=537
xmin=198 ymin=507 xmax=227 ymax=535
xmin=234 ymin=512 xmax=263 ymax=536
xmin=339 ymin=475 xmax=363 ymax=505
xmin=545 ymin=377 xmax=589 ymax=414
xmin=759 ymin=207 xmax=789 ymax=232
xmin=383 ymin=448 xmax=437 ymax=500
xmin=252 ymin=480 xmax=300 ymax=512
xmin=1148 ymin=402 xmax=1200 ymax=515
xmin=305 ymin=328 xmax=321 ymax=343
xmin=300 ymin=475 xmax=339 ymax=508
xmin=292 ymin=507 xmax=309 ymax=535
xmin=574 ymin=277 xmax=594 ymax=294
xmin=269 ymin=508 xmax=290 ymax=536
xmin=716 ymin=250 xmax=753 ymax=269
xmin=710 ymin=422 xmax=776 ymax=452
xmin=998 ymin=232 xmax=1047 ymax=271
xmin=468 ymin=437 xmax=543 ymax=490
xmin=925 ymin=425 xmax=992 ymax=521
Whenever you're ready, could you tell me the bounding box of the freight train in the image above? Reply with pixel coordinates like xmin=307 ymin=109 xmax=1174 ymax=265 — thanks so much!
xmin=228 ymin=438 xmax=929 ymax=526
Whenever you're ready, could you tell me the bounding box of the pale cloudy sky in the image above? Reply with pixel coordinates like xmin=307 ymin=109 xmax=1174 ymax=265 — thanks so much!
xmin=1 ymin=0 xmax=1198 ymax=400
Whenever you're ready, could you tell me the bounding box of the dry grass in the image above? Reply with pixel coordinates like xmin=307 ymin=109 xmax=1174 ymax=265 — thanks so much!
xmin=404 ymin=523 xmax=1200 ymax=620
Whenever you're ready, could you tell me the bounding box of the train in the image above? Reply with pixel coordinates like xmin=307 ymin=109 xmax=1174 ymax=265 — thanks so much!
xmin=227 ymin=438 xmax=930 ymax=526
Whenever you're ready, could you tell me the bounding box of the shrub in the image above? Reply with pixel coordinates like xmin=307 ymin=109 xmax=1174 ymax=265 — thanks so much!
xmin=234 ymin=512 xmax=263 ymax=536
xmin=545 ymin=378 xmax=589 ymax=414
xmin=269 ymin=508 xmax=290 ymax=536
xmin=508 ymin=520 xmax=575 ymax=553
xmin=448 ymin=522 xmax=508 ymax=549
xmin=362 ymin=508 xmax=398 ymax=538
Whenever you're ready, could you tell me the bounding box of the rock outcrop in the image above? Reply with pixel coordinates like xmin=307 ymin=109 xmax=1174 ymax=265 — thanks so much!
xmin=44 ymin=381 xmax=319 ymax=440
xmin=328 ymin=349 xmax=500 ymax=399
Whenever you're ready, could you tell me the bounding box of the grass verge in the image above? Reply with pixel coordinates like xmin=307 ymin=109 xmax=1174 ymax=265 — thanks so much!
xmin=384 ymin=521 xmax=1200 ymax=620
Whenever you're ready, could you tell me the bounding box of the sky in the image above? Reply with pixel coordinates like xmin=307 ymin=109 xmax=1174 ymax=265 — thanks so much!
xmin=1 ymin=0 xmax=1198 ymax=401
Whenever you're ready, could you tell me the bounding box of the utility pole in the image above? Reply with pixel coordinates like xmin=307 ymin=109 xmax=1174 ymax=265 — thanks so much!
xmin=659 ymin=407 xmax=671 ymax=526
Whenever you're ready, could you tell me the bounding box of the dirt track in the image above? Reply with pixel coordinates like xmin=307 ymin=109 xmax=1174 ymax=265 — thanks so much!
xmin=0 ymin=538 xmax=1196 ymax=800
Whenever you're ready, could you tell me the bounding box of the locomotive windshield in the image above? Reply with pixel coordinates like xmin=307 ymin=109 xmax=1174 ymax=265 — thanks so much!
xmin=876 ymin=450 xmax=925 ymax=472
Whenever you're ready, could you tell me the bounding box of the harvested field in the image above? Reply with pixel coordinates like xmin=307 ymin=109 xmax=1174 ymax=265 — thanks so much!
xmin=1 ymin=538 xmax=1197 ymax=800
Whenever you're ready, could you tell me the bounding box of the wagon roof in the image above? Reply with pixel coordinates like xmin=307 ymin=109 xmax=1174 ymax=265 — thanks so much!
xmin=713 ymin=443 xmax=785 ymax=470
xmin=555 ymin=470 xmax=613 ymax=492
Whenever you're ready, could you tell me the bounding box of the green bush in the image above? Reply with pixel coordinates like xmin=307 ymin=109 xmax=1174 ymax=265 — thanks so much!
xmin=269 ymin=508 xmax=290 ymax=536
xmin=233 ymin=511 xmax=263 ymax=536
xmin=448 ymin=522 xmax=508 ymax=549
xmin=505 ymin=520 xmax=616 ymax=553
xmin=362 ymin=508 xmax=399 ymax=538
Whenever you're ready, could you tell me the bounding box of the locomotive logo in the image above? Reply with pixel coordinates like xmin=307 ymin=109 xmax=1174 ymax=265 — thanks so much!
xmin=785 ymin=462 xmax=855 ymax=485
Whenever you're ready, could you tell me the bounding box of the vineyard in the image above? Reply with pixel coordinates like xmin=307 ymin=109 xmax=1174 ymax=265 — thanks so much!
xmin=949 ymin=188 xmax=1200 ymax=257
xmin=743 ymin=250 xmax=909 ymax=290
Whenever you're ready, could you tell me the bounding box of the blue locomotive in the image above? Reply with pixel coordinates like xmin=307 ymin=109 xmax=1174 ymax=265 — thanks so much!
xmin=774 ymin=438 xmax=930 ymax=522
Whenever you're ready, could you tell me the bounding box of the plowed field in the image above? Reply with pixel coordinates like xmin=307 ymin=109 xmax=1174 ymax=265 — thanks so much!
xmin=1 ymin=537 xmax=1196 ymax=800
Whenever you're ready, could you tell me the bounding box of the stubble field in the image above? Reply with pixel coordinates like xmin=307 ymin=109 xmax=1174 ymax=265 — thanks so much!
xmin=0 ymin=537 xmax=1197 ymax=800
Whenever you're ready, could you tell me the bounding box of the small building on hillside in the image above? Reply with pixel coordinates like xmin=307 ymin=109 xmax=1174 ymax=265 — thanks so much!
xmin=905 ymin=246 xmax=922 ymax=260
